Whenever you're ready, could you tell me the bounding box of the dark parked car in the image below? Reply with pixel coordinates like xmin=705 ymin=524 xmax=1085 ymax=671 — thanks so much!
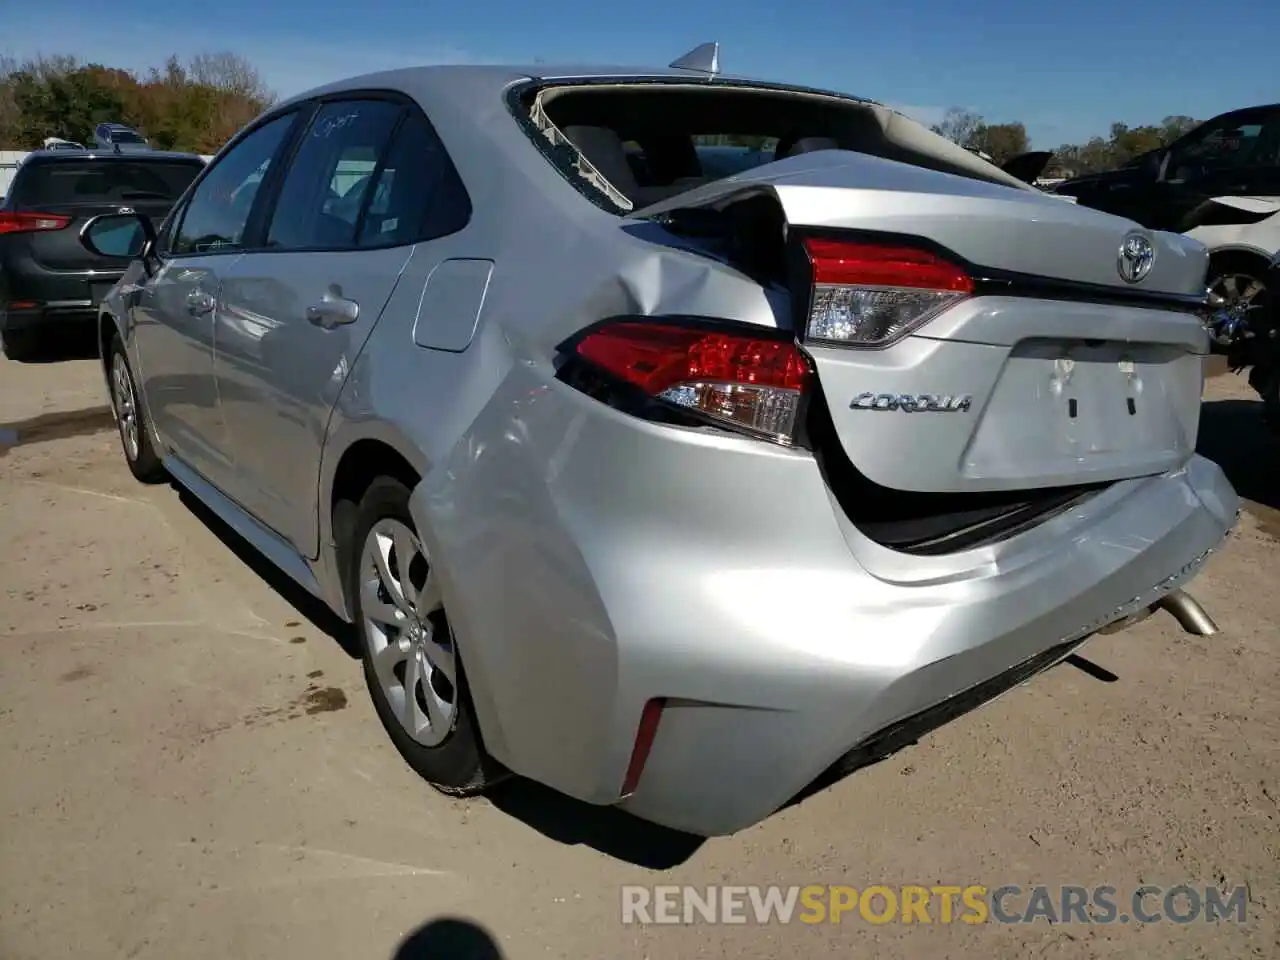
xmin=1055 ymin=104 xmax=1280 ymax=322
xmin=94 ymin=122 xmax=151 ymax=153
xmin=0 ymin=148 xmax=205 ymax=358
xmin=1054 ymin=104 xmax=1280 ymax=231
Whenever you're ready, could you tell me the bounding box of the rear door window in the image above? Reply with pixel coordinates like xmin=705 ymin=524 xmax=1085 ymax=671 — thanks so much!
xmin=356 ymin=110 xmax=471 ymax=247
xmin=11 ymin=160 xmax=203 ymax=208
xmin=265 ymin=99 xmax=404 ymax=251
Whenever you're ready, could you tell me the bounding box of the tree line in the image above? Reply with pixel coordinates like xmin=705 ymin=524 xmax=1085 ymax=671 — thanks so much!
xmin=0 ymin=53 xmax=275 ymax=154
xmin=929 ymin=106 xmax=1202 ymax=175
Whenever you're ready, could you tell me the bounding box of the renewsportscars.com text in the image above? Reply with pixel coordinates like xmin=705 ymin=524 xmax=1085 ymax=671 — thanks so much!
xmin=621 ymin=884 xmax=1248 ymax=925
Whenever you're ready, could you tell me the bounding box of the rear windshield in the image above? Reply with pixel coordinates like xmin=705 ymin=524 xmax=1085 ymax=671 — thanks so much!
xmin=109 ymin=130 xmax=148 ymax=144
xmin=13 ymin=160 xmax=202 ymax=207
xmin=518 ymin=81 xmax=1023 ymax=212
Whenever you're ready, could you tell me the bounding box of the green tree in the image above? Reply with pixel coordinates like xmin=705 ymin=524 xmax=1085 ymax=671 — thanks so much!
xmin=1108 ymin=122 xmax=1166 ymax=167
xmin=969 ymin=121 xmax=1029 ymax=164
xmin=931 ymin=107 xmax=982 ymax=147
xmin=11 ymin=64 xmax=127 ymax=147
xmin=1160 ymin=115 xmax=1200 ymax=143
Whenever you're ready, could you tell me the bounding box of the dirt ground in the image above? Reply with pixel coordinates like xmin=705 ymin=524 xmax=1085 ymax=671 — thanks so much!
xmin=1 ymin=344 xmax=1277 ymax=960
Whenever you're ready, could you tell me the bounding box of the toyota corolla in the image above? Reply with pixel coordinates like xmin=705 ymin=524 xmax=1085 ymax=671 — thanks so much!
xmin=79 ymin=46 xmax=1238 ymax=837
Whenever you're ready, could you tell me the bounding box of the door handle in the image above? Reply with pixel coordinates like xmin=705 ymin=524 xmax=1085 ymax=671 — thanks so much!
xmin=306 ymin=290 xmax=360 ymax=330
xmin=186 ymin=289 xmax=215 ymax=315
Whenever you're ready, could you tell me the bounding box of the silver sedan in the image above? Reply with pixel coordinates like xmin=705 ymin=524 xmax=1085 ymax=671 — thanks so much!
xmin=81 ymin=48 xmax=1237 ymax=837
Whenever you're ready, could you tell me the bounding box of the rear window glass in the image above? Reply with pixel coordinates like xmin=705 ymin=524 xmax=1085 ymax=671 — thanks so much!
xmin=13 ymin=160 xmax=203 ymax=207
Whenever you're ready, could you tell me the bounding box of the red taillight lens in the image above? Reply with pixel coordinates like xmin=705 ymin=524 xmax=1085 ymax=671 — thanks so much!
xmin=802 ymin=237 xmax=973 ymax=347
xmin=805 ymin=239 xmax=973 ymax=292
xmin=571 ymin=320 xmax=813 ymax=444
xmin=0 ymin=212 xmax=72 ymax=235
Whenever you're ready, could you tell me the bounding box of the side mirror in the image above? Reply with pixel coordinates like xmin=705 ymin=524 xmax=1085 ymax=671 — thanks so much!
xmin=80 ymin=212 xmax=156 ymax=260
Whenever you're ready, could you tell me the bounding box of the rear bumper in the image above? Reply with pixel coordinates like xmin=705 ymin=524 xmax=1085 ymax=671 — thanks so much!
xmin=1 ymin=301 xmax=98 ymax=335
xmin=0 ymin=255 xmax=121 ymax=335
xmin=412 ymin=372 xmax=1238 ymax=837
xmin=621 ymin=459 xmax=1233 ymax=836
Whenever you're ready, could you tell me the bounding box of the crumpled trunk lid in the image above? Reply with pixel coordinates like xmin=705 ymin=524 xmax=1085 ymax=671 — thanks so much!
xmin=632 ymin=149 xmax=1210 ymax=297
xmin=635 ymin=150 xmax=1212 ymax=496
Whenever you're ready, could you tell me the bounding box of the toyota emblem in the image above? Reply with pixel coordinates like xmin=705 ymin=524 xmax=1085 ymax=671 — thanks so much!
xmin=1117 ymin=232 xmax=1154 ymax=284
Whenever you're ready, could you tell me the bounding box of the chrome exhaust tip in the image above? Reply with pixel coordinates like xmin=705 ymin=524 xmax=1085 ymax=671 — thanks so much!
xmin=1156 ymin=588 xmax=1219 ymax=637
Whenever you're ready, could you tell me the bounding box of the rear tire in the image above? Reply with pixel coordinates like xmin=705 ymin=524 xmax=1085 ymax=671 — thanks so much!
xmin=107 ymin=333 xmax=166 ymax=483
xmin=348 ymin=477 xmax=505 ymax=796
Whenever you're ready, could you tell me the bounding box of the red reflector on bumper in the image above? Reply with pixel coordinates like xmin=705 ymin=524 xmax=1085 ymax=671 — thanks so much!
xmin=620 ymin=698 xmax=666 ymax=798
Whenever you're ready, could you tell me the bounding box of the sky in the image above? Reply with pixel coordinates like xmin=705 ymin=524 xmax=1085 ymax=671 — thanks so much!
xmin=4 ymin=0 xmax=1278 ymax=148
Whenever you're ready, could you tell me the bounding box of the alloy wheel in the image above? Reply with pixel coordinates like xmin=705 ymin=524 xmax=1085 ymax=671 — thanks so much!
xmin=110 ymin=352 xmax=140 ymax=462
xmin=360 ymin=518 xmax=457 ymax=747
xmin=1208 ymin=272 xmax=1269 ymax=331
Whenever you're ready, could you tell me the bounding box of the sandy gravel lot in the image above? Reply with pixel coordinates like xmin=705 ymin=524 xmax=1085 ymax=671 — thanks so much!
xmin=1 ymin=345 xmax=1277 ymax=959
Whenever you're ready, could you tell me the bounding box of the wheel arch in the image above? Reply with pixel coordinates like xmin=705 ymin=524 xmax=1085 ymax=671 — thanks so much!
xmin=326 ymin=438 xmax=422 ymax=611
xmin=97 ymin=308 xmax=124 ymax=387
xmin=321 ymin=429 xmax=514 ymax=765
xmin=1206 ymin=245 xmax=1277 ymax=274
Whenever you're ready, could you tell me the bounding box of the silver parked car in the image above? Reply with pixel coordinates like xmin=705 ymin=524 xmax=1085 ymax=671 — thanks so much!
xmin=80 ymin=47 xmax=1238 ymax=837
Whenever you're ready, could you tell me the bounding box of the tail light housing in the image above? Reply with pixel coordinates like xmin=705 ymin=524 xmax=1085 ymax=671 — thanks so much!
xmin=801 ymin=237 xmax=973 ymax=347
xmin=0 ymin=212 xmax=72 ymax=235
xmin=558 ymin=317 xmax=814 ymax=445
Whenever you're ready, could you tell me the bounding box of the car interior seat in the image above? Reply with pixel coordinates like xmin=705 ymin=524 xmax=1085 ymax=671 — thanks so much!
xmin=774 ymin=135 xmax=841 ymax=160
xmin=561 ymin=125 xmax=712 ymax=206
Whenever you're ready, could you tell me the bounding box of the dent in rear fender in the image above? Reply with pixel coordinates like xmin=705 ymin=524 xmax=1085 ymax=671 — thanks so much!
xmin=407 ymin=367 xmax=628 ymax=803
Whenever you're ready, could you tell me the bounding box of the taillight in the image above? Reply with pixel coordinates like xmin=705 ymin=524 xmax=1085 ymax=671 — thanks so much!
xmin=802 ymin=237 xmax=973 ymax=347
xmin=562 ymin=318 xmax=814 ymax=444
xmin=0 ymin=212 xmax=72 ymax=235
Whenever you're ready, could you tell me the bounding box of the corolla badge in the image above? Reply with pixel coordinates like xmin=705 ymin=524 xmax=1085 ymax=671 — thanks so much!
xmin=850 ymin=392 xmax=972 ymax=412
xmin=1117 ymin=232 xmax=1155 ymax=284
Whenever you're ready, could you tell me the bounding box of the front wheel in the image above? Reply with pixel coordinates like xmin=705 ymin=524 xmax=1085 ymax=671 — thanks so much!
xmin=348 ymin=477 xmax=505 ymax=795
xmin=107 ymin=333 xmax=166 ymax=483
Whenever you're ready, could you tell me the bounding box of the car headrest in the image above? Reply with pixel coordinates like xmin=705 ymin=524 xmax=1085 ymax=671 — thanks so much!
xmin=779 ymin=136 xmax=840 ymax=159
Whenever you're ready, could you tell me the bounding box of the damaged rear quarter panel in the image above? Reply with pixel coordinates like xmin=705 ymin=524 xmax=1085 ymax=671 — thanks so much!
xmin=322 ymin=147 xmax=788 ymax=790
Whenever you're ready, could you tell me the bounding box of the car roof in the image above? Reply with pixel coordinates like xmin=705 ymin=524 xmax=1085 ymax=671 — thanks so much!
xmin=20 ymin=148 xmax=204 ymax=163
xmin=276 ymin=63 xmax=879 ymax=113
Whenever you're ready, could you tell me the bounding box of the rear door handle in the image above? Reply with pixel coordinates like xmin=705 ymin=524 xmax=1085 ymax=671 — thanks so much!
xmin=186 ymin=289 xmax=216 ymax=315
xmin=306 ymin=291 xmax=360 ymax=330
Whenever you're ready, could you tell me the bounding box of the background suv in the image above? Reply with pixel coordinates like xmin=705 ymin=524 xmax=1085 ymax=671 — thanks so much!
xmin=0 ymin=148 xmax=204 ymax=358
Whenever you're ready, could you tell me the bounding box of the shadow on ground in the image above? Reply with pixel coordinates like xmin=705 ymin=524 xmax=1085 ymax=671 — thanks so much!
xmin=172 ymin=479 xmax=711 ymax=866
xmin=0 ymin=405 xmax=114 ymax=456
xmin=392 ymin=918 xmax=505 ymax=959
xmin=1198 ymin=397 xmax=1280 ymax=513
xmin=485 ymin=778 xmax=704 ymax=868
xmin=172 ymin=483 xmax=359 ymax=657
